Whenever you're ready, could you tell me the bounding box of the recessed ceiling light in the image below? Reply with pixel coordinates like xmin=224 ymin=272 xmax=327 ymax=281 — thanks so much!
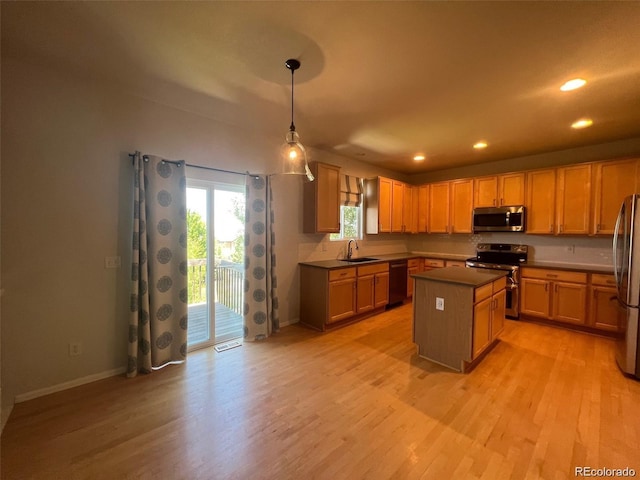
xmin=560 ymin=78 xmax=587 ymax=91
xmin=473 ymin=141 xmax=488 ymax=150
xmin=571 ymin=118 xmax=593 ymax=129
xmin=413 ymin=154 xmax=425 ymax=161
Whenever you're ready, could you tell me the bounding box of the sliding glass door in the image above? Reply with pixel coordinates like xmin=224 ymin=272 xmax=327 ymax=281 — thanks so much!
xmin=186 ymin=179 xmax=245 ymax=350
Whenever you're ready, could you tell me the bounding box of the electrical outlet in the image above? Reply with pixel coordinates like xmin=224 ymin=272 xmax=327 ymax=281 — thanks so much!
xmin=69 ymin=342 xmax=82 ymax=357
xmin=564 ymin=245 xmax=575 ymax=254
xmin=105 ymin=256 xmax=121 ymax=269
xmin=436 ymin=297 xmax=445 ymax=311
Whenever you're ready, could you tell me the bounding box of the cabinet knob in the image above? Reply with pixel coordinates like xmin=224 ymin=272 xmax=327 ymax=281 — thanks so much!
xmin=549 ymin=224 xmax=553 ymax=233
xmin=545 ymin=283 xmax=548 ymax=292
xmin=559 ymin=225 xmax=563 ymax=233
xmin=596 ymin=223 xmax=601 ymax=232
xmin=493 ymin=199 xmax=496 ymax=206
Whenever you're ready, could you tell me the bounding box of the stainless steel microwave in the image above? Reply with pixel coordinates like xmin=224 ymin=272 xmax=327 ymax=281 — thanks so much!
xmin=472 ymin=206 xmax=526 ymax=233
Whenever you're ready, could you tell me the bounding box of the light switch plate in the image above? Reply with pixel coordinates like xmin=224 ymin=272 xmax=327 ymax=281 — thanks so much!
xmin=436 ymin=297 xmax=445 ymax=311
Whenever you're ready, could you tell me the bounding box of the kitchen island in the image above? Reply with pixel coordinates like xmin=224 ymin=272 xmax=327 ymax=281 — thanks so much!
xmin=412 ymin=267 xmax=508 ymax=372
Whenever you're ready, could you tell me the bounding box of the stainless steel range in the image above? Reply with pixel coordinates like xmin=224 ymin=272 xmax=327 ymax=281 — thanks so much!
xmin=466 ymin=243 xmax=528 ymax=319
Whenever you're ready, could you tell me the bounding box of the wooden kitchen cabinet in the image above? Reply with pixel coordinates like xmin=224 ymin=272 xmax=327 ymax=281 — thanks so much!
xmin=303 ymin=162 xmax=341 ymax=234
xmin=450 ymin=179 xmax=473 ymax=233
xmin=365 ymin=177 xmax=392 ymax=234
xmin=474 ymin=172 xmax=525 ymax=207
xmin=428 ymin=181 xmax=450 ymax=233
xmin=391 ymin=180 xmax=405 ymax=233
xmin=357 ymin=263 xmax=390 ymax=313
xmin=556 ymin=163 xmax=591 ymax=235
xmin=589 ymin=274 xmax=623 ymax=332
xmin=300 ymin=263 xmax=389 ymax=331
xmin=366 ymin=177 xmax=414 ymax=234
xmin=520 ymin=268 xmax=587 ymax=326
xmin=423 ymin=258 xmax=445 ymax=270
xmin=417 ymin=184 xmax=429 ymax=233
xmin=328 ymin=268 xmax=357 ymax=323
xmin=472 ymin=277 xmax=506 ymax=359
xmin=526 ymin=169 xmax=556 ymax=234
xmin=592 ymin=158 xmax=639 ymax=235
xmin=404 ymin=184 xmax=418 ymax=233
xmin=413 ymin=269 xmax=507 ymax=372
xmin=406 ymin=258 xmax=421 ymax=298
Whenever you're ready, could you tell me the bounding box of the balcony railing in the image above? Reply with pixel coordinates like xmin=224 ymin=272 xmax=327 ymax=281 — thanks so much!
xmin=187 ymin=259 xmax=244 ymax=316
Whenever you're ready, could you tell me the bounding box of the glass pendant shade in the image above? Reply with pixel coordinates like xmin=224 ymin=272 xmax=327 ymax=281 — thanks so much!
xmin=281 ymin=129 xmax=308 ymax=175
xmin=280 ymin=58 xmax=314 ymax=181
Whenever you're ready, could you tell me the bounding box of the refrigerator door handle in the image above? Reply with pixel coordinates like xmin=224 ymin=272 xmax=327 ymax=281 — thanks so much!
xmin=613 ymin=201 xmax=623 ymax=295
xmin=613 ymin=197 xmax=639 ymax=310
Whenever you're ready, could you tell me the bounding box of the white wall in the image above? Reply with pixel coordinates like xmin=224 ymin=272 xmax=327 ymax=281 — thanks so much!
xmin=0 ymin=56 xmax=293 ymax=409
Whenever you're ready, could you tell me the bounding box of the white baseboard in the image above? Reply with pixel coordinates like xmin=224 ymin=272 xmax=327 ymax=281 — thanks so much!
xmin=279 ymin=317 xmax=299 ymax=328
xmin=15 ymin=366 xmax=127 ymax=404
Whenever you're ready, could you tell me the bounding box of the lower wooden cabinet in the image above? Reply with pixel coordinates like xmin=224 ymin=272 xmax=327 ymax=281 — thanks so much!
xmin=300 ymin=263 xmax=389 ymax=331
xmin=357 ymin=263 xmax=390 ymax=313
xmin=406 ymin=258 xmax=421 ymax=298
xmin=520 ymin=267 xmax=621 ymax=333
xmin=589 ymin=274 xmax=624 ymax=332
xmin=472 ymin=277 xmax=506 ymax=359
xmin=520 ymin=268 xmax=587 ymax=325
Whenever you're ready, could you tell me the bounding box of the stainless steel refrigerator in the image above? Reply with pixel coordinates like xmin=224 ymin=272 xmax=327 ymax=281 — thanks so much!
xmin=614 ymin=194 xmax=640 ymax=378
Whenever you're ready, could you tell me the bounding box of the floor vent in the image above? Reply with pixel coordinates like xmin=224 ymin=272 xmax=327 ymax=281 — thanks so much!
xmin=214 ymin=340 xmax=242 ymax=353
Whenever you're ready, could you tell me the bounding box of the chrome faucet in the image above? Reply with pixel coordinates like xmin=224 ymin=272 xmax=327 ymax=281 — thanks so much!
xmin=347 ymin=239 xmax=359 ymax=260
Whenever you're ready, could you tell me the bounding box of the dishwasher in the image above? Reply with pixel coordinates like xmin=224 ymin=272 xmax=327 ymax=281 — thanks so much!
xmin=388 ymin=260 xmax=408 ymax=306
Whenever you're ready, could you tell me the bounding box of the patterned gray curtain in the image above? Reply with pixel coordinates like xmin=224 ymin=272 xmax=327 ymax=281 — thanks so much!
xmin=243 ymin=175 xmax=279 ymax=340
xmin=128 ymin=153 xmax=188 ymax=377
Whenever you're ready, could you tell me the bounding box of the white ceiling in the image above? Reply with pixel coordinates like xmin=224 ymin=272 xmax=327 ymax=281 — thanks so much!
xmin=3 ymin=1 xmax=640 ymax=174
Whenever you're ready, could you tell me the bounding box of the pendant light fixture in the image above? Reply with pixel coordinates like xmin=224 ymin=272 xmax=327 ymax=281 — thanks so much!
xmin=281 ymin=58 xmax=314 ymax=181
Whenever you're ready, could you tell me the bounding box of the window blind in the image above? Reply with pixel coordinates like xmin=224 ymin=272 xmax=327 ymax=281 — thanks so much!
xmin=340 ymin=175 xmax=363 ymax=207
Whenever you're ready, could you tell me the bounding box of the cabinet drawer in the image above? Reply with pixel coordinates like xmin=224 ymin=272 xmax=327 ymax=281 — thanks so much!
xmin=475 ymin=283 xmax=493 ymax=303
xmin=424 ymin=258 xmax=445 ymax=268
xmin=591 ymin=273 xmax=616 ymax=287
xmin=407 ymin=258 xmax=421 ymax=268
xmin=446 ymin=260 xmax=467 ymax=268
xmin=329 ymin=267 xmax=357 ymax=281
xmin=521 ymin=268 xmax=587 ymax=284
xmin=358 ymin=263 xmax=389 ymax=276
xmin=492 ymin=276 xmax=507 ymax=293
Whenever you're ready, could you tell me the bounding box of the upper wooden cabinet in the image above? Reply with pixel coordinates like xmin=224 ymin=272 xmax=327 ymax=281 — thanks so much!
xmin=417 ymin=184 xmax=429 ymax=233
xmin=391 ymin=180 xmax=405 ymax=233
xmin=556 ymin=163 xmax=591 ymax=235
xmin=365 ymin=177 xmax=392 ymax=234
xmin=474 ymin=172 xmax=525 ymax=207
xmin=303 ymin=162 xmax=340 ymax=234
xmin=592 ymin=158 xmax=639 ymax=235
xmin=428 ymin=181 xmax=450 ymax=233
xmin=526 ymin=169 xmax=556 ymax=234
xmin=365 ymin=177 xmax=416 ymax=233
xmin=450 ymin=179 xmax=473 ymax=233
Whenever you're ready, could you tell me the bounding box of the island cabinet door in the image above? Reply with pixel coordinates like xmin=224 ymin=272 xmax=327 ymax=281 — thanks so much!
xmin=328 ymin=278 xmax=357 ymax=323
xmin=491 ymin=289 xmax=506 ymax=339
xmin=472 ymin=297 xmax=492 ymax=359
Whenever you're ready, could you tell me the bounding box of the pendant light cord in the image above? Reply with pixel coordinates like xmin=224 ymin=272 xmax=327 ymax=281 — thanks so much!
xmin=290 ymin=69 xmax=295 ymax=132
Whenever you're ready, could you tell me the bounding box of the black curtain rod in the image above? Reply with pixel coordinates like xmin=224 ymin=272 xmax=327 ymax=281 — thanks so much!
xmin=128 ymin=152 xmax=259 ymax=178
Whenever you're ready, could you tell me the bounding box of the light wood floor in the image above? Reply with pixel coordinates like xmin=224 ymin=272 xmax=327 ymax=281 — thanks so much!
xmin=2 ymin=304 xmax=640 ymax=479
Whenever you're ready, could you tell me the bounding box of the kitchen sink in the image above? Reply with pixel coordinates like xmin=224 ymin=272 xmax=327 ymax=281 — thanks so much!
xmin=339 ymin=257 xmax=378 ymax=263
